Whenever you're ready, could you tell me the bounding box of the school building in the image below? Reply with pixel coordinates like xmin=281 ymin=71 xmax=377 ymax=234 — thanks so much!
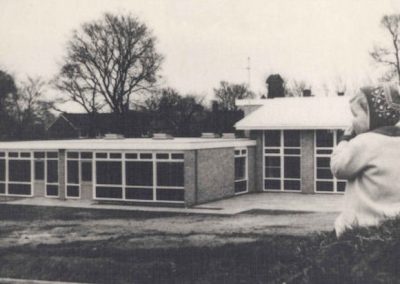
xmin=0 ymin=95 xmax=352 ymax=207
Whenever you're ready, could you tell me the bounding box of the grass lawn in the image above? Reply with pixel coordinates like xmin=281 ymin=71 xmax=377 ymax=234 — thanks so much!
xmin=0 ymin=204 xmax=397 ymax=283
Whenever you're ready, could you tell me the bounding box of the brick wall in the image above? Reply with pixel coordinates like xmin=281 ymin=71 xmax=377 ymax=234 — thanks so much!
xmin=250 ymin=131 xmax=264 ymax=193
xmin=247 ymin=145 xmax=257 ymax=193
xmin=300 ymin=131 xmax=315 ymax=194
xmin=196 ymin=147 xmax=235 ymax=204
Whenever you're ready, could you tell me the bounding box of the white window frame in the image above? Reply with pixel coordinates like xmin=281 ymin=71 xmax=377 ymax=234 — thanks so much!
xmin=93 ymin=151 xmax=185 ymax=203
xmin=263 ymin=130 xmax=302 ymax=192
xmin=65 ymin=151 xmax=93 ymax=199
xmin=234 ymin=148 xmax=248 ymax=195
xmin=0 ymin=151 xmax=34 ymax=197
xmin=314 ymin=130 xmax=346 ymax=194
xmin=44 ymin=152 xmax=60 ymax=198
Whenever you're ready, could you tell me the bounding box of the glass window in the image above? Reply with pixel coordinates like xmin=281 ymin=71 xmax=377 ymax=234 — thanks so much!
xmin=67 ymin=152 xmax=79 ymax=159
xmin=284 ymin=130 xmax=300 ymax=147
xmin=284 ymin=157 xmax=300 ymax=178
xmin=156 ymin=153 xmax=169 ymax=159
xmin=125 ymin=153 xmax=138 ymax=159
xmin=9 ymin=160 xmax=31 ymax=182
xmin=284 ymin=180 xmax=301 ymax=191
xmin=46 ymin=185 xmax=59 ymax=196
xmin=9 ymin=152 xmax=18 ymax=158
xmin=126 ymin=161 xmax=153 ymax=186
xmin=20 ymin=152 xmax=31 ymax=158
xmin=34 ymin=161 xmax=44 ymax=180
xmin=265 ymin=179 xmax=280 ymax=190
xmin=96 ymin=186 xmax=122 ymax=199
xmin=81 ymin=161 xmax=92 ymax=182
xmin=9 ymin=184 xmax=31 ymax=195
xmin=34 ymin=152 xmax=45 ymax=159
xmin=47 ymin=152 xmax=58 ymax=159
xmin=126 ymin=187 xmax=153 ymax=200
xmin=96 ymin=161 xmax=122 ymax=185
xmin=67 ymin=160 xmax=79 ymax=184
xmin=0 ymin=183 xmax=5 ymax=194
xmin=0 ymin=159 xmax=5 ymax=181
xmin=156 ymin=188 xmax=184 ymax=201
xmin=140 ymin=153 xmax=152 ymax=160
xmin=235 ymin=180 xmax=247 ymax=194
xmin=235 ymin=157 xmax=246 ymax=180
xmin=264 ymin=130 xmax=281 ymax=147
xmin=316 ymin=181 xmax=334 ymax=192
xmin=81 ymin=152 xmax=93 ymax=159
xmin=96 ymin=153 xmax=107 ymax=159
xmin=109 ymin=153 xmax=121 ymax=159
xmin=67 ymin=185 xmax=79 ymax=197
xmin=316 ymin=130 xmax=334 ymax=147
xmin=47 ymin=160 xmax=58 ymax=183
xmin=171 ymin=153 xmax=184 ymax=160
xmin=157 ymin=162 xmax=184 ymax=187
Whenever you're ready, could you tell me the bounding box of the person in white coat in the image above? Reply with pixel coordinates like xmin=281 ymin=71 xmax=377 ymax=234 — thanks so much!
xmin=331 ymin=85 xmax=400 ymax=237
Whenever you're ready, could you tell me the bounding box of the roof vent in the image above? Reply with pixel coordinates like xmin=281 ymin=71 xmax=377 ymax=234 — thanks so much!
xmin=104 ymin=133 xmax=125 ymax=140
xmin=152 ymin=133 xmax=173 ymax=140
xmin=201 ymin=133 xmax=219 ymax=138
xmin=222 ymin=133 xmax=236 ymax=139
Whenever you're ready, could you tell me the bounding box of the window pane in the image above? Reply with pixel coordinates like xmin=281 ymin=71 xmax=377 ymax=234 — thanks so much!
xmin=317 ymin=169 xmax=333 ymax=179
xmin=265 ymin=179 xmax=280 ymax=190
xmin=9 ymin=184 xmax=31 ymax=195
xmin=47 ymin=152 xmax=58 ymax=159
xmin=171 ymin=153 xmax=184 ymax=160
xmin=284 ymin=149 xmax=300 ymax=155
xmin=284 ymin=180 xmax=301 ymax=191
xmin=235 ymin=180 xmax=247 ymax=193
xmin=316 ymin=149 xmax=332 ymax=155
xmin=47 ymin=160 xmax=58 ymax=183
xmin=95 ymin=186 xmax=122 ymax=199
xmin=46 ymin=185 xmax=59 ymax=196
xmin=96 ymin=153 xmax=107 ymax=159
xmin=34 ymin=152 xmax=45 ymax=159
xmin=316 ymin=181 xmax=334 ymax=192
xmin=109 ymin=153 xmax=122 ymax=159
xmin=157 ymin=162 xmax=184 ymax=187
xmin=156 ymin=153 xmax=169 ymax=159
xmin=316 ymin=130 xmax=333 ymax=147
xmin=0 ymin=152 xmax=4 ymax=157
xmin=81 ymin=161 xmax=92 ymax=182
xmin=337 ymin=181 xmax=346 ymax=192
xmin=156 ymin=188 xmax=184 ymax=201
xmin=265 ymin=149 xmax=280 ymax=154
xmin=336 ymin=130 xmax=344 ymax=145
xmin=67 ymin=152 xmax=79 ymax=159
xmin=264 ymin=130 xmax=281 ymax=147
xmin=126 ymin=187 xmax=153 ymax=200
xmin=96 ymin=161 xmax=122 ymax=185
xmin=317 ymin=157 xmax=331 ymax=168
xmin=284 ymin=130 xmax=300 ymax=147
xmin=20 ymin=152 xmax=31 ymax=158
xmin=265 ymin=156 xmax=280 ymax=167
xmin=9 ymin=160 xmax=31 ymax=182
xmin=235 ymin=157 xmax=246 ymax=180
xmin=125 ymin=153 xmax=138 ymax=159
xmin=67 ymin=185 xmax=79 ymax=197
xmin=9 ymin=152 xmax=18 ymax=158
xmin=81 ymin=152 xmax=93 ymax=159
xmin=0 ymin=183 xmax=4 ymax=194
xmin=67 ymin=160 xmax=79 ymax=184
xmin=34 ymin=161 xmax=44 ymax=180
xmin=126 ymin=161 xmax=153 ymax=186
xmin=0 ymin=160 xmax=5 ymax=181
xmin=284 ymin=157 xmax=300 ymax=178
xmin=265 ymin=167 xmax=280 ymax=178
xmin=140 ymin=153 xmax=152 ymax=159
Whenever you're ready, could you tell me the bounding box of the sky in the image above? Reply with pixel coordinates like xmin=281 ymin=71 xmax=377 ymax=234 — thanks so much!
xmin=1 ymin=0 xmax=400 ymax=111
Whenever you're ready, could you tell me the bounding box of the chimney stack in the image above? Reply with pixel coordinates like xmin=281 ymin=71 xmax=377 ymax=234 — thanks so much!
xmin=337 ymin=92 xmax=345 ymax=96
xmin=302 ymin=89 xmax=312 ymax=97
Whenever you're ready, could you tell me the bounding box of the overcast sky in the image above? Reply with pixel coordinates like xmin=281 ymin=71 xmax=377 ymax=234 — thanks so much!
xmin=1 ymin=0 xmax=399 ymax=110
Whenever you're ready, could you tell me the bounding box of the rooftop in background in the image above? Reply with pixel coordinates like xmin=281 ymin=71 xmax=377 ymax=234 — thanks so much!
xmin=0 ymin=137 xmax=256 ymax=151
xmin=235 ymin=96 xmax=352 ymax=130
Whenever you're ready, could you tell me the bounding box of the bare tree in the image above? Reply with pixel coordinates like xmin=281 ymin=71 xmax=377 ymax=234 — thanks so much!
xmin=54 ymin=13 xmax=163 ymax=114
xmin=214 ymin=81 xmax=255 ymax=110
xmin=286 ymin=79 xmax=308 ymax=97
xmin=370 ymin=14 xmax=400 ymax=83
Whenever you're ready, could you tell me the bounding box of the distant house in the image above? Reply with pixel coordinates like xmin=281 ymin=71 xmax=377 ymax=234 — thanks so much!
xmin=47 ymin=112 xmax=153 ymax=139
xmin=235 ymin=95 xmax=352 ymax=194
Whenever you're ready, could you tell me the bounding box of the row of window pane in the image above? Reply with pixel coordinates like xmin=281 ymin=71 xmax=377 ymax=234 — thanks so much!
xmin=95 ymin=186 xmax=184 ymax=201
xmin=264 ymin=130 xmax=300 ymax=147
xmin=234 ymin=155 xmax=247 ymax=194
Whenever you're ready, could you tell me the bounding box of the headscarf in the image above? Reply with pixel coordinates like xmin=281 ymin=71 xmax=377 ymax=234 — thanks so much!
xmin=361 ymin=85 xmax=400 ymax=131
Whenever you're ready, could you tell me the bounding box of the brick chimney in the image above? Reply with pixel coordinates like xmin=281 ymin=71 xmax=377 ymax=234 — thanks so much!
xmin=302 ymin=89 xmax=312 ymax=97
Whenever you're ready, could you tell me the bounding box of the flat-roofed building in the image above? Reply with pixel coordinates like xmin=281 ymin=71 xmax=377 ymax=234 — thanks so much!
xmin=0 ymin=137 xmax=255 ymax=206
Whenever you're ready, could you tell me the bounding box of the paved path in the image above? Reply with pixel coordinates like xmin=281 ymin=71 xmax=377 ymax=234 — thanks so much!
xmin=1 ymin=192 xmax=344 ymax=215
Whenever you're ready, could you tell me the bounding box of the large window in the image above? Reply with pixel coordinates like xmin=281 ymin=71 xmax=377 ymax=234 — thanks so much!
xmin=264 ymin=130 xmax=301 ymax=191
xmin=94 ymin=152 xmax=184 ymax=203
xmin=0 ymin=151 xmax=33 ymax=196
xmin=66 ymin=151 xmax=93 ymax=198
xmin=45 ymin=152 xmax=59 ymax=197
xmin=315 ymin=130 xmax=346 ymax=193
xmin=234 ymin=148 xmax=248 ymax=194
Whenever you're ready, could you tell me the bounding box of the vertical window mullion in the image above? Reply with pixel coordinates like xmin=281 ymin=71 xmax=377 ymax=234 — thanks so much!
xmin=153 ymin=155 xmax=157 ymax=201
xmin=122 ymin=155 xmax=126 ymax=200
xmin=281 ymin=130 xmax=284 ymax=191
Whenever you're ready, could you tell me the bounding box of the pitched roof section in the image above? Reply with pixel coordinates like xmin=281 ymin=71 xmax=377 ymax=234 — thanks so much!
xmin=235 ymin=96 xmax=352 ymax=130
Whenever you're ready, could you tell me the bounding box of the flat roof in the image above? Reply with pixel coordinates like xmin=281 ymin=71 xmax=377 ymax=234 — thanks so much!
xmin=235 ymin=96 xmax=352 ymax=130
xmin=0 ymin=138 xmax=256 ymax=151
